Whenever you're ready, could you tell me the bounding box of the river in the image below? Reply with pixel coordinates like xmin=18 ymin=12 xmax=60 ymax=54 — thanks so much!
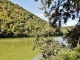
xmin=54 ymin=36 xmax=68 ymax=45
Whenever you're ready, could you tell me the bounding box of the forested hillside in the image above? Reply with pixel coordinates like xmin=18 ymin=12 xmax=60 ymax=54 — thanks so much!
xmin=61 ymin=26 xmax=74 ymax=34
xmin=0 ymin=0 xmax=58 ymax=37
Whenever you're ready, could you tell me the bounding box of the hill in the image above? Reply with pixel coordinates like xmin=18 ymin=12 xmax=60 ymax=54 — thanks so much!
xmin=0 ymin=0 xmax=56 ymax=37
xmin=61 ymin=26 xmax=74 ymax=34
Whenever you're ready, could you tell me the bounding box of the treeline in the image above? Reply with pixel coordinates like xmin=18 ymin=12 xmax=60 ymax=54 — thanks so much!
xmin=0 ymin=0 xmax=63 ymax=38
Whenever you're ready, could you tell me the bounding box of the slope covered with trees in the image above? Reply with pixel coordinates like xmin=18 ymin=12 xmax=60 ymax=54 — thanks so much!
xmin=0 ymin=0 xmax=60 ymax=37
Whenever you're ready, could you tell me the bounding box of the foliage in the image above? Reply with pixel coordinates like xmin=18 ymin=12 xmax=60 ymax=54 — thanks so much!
xmin=64 ymin=23 xmax=80 ymax=48
xmin=34 ymin=0 xmax=80 ymax=60
xmin=35 ymin=0 xmax=80 ymax=27
xmin=57 ymin=45 xmax=80 ymax=60
xmin=35 ymin=0 xmax=80 ymax=48
xmin=33 ymin=36 xmax=80 ymax=60
xmin=33 ymin=37 xmax=61 ymax=60
xmin=0 ymin=0 xmax=64 ymax=37
xmin=33 ymin=37 xmax=80 ymax=60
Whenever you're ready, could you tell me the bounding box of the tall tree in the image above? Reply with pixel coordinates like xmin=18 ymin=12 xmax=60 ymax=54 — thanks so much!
xmin=35 ymin=0 xmax=80 ymax=48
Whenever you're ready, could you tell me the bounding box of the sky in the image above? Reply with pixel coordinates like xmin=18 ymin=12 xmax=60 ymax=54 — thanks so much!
xmin=10 ymin=0 xmax=78 ymax=26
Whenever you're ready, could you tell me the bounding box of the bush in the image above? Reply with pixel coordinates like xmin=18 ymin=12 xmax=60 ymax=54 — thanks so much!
xmin=57 ymin=45 xmax=80 ymax=60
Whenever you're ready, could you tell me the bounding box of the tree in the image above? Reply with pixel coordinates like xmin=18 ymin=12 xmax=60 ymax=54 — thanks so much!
xmin=0 ymin=0 xmax=54 ymax=37
xmin=35 ymin=0 xmax=80 ymax=48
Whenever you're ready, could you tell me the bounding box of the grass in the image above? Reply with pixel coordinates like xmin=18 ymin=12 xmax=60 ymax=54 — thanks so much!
xmin=0 ymin=37 xmax=39 ymax=60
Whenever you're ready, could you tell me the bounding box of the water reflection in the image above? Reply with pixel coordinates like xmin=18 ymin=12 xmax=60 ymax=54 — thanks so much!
xmin=54 ymin=37 xmax=68 ymax=45
xmin=32 ymin=54 xmax=42 ymax=60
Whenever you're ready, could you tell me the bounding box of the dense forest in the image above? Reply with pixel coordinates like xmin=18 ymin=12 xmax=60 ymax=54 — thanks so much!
xmin=0 ymin=0 xmax=61 ymax=37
